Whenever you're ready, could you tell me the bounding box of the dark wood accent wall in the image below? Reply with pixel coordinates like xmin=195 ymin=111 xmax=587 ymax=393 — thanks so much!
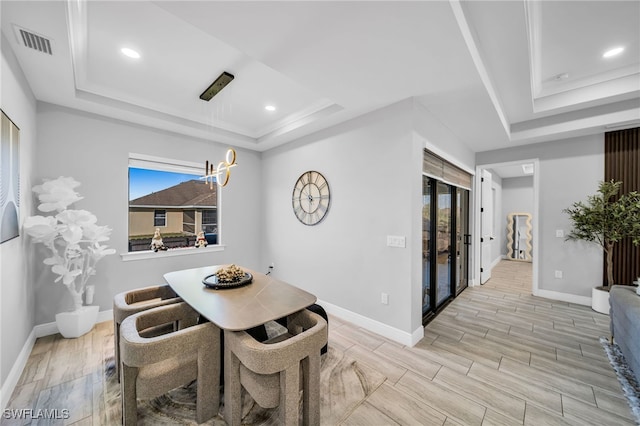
xmin=605 ymin=127 xmax=640 ymax=285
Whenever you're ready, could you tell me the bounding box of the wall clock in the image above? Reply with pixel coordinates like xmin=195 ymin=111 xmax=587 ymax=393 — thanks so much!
xmin=292 ymin=171 xmax=330 ymax=226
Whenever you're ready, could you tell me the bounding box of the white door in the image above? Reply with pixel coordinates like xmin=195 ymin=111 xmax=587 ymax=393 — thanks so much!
xmin=480 ymin=169 xmax=493 ymax=284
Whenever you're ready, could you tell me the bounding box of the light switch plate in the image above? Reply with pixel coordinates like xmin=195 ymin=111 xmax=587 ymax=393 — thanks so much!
xmin=387 ymin=235 xmax=406 ymax=248
xmin=555 ymin=230 xmax=564 ymax=238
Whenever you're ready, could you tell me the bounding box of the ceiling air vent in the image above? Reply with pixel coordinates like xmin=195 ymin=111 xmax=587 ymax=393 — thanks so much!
xmin=14 ymin=26 xmax=52 ymax=55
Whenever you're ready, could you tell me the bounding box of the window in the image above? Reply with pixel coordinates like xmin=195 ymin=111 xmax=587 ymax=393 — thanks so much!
xmin=154 ymin=209 xmax=167 ymax=227
xmin=128 ymin=154 xmax=219 ymax=253
xmin=202 ymin=209 xmax=217 ymax=234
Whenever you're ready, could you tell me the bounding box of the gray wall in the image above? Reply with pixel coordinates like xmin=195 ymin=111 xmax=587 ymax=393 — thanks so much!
xmin=261 ymin=99 xmax=475 ymax=338
xmin=261 ymin=100 xmax=417 ymax=334
xmin=34 ymin=104 xmax=263 ymax=324
xmin=0 ymin=33 xmax=37 ymax=390
xmin=477 ymin=135 xmax=604 ymax=297
xmin=491 ymin=174 xmax=503 ymax=264
xmin=501 ymin=176 xmax=534 ymax=257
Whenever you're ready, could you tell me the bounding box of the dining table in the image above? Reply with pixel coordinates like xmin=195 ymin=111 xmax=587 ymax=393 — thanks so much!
xmin=163 ymin=264 xmax=317 ymax=331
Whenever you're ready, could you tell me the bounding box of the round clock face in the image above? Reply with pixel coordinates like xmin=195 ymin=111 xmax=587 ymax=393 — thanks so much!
xmin=292 ymin=171 xmax=330 ymax=226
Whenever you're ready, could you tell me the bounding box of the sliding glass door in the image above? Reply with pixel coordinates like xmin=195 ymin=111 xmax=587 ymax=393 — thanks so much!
xmin=456 ymin=187 xmax=470 ymax=295
xmin=422 ymin=176 xmax=469 ymax=324
xmin=436 ymin=182 xmax=452 ymax=305
xmin=422 ymin=178 xmax=432 ymax=316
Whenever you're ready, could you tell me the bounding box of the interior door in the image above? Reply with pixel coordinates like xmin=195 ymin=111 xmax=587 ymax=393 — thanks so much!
xmin=480 ymin=169 xmax=493 ymax=284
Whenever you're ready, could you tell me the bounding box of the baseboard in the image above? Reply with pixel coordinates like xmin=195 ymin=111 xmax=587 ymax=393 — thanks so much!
xmin=491 ymin=256 xmax=503 ymax=268
xmin=534 ymin=289 xmax=591 ymax=307
xmin=1 ymin=329 xmax=35 ymax=411
xmin=2 ymin=309 xmax=114 ymax=411
xmin=317 ymin=299 xmax=424 ymax=347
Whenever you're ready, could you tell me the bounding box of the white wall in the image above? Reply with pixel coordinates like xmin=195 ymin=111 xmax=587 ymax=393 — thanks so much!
xmin=476 ymin=135 xmax=604 ymax=298
xmin=0 ymin=32 xmax=37 ymax=400
xmin=261 ymin=100 xmax=418 ymax=340
xmin=491 ymin=174 xmax=503 ymax=264
xmin=34 ymin=103 xmax=263 ymax=324
xmin=261 ymin=99 xmax=475 ymax=343
xmin=501 ymin=176 xmax=534 ymax=256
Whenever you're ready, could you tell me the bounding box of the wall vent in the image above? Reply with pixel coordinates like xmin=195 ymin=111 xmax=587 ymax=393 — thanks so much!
xmin=14 ymin=26 xmax=53 ymax=55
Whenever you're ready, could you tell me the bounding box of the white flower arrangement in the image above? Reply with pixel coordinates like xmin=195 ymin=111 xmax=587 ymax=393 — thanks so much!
xmin=23 ymin=177 xmax=116 ymax=311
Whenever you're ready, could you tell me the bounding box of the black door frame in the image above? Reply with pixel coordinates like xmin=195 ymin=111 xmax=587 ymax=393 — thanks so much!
xmin=422 ymin=177 xmax=469 ymax=325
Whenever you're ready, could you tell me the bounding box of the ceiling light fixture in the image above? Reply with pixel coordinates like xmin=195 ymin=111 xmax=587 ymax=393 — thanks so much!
xmin=204 ymin=148 xmax=238 ymax=188
xmin=603 ymin=46 xmax=624 ymax=58
xmin=265 ymin=105 xmax=276 ymax=112
xmin=199 ymin=71 xmax=234 ymax=101
xmin=120 ymin=47 xmax=140 ymax=59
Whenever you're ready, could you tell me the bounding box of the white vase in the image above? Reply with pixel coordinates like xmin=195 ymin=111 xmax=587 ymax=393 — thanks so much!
xmin=591 ymin=286 xmax=610 ymax=315
xmin=55 ymin=305 xmax=100 ymax=338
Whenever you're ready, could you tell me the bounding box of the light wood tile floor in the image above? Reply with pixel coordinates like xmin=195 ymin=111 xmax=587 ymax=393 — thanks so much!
xmin=3 ymin=261 xmax=634 ymax=425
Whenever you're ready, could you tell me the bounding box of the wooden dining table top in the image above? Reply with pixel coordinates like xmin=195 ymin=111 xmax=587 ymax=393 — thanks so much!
xmin=163 ymin=265 xmax=317 ymax=331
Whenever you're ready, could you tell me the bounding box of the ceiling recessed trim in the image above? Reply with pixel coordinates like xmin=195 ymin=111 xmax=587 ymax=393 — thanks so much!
xmin=451 ymin=0 xmax=511 ymax=139
xmin=525 ymin=0 xmax=639 ymax=114
xmin=524 ymin=0 xmax=543 ymax=99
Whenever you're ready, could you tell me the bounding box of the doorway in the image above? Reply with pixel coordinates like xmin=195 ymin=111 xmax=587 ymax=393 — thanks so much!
xmin=474 ymin=160 xmax=539 ymax=294
xmin=422 ymin=176 xmax=470 ymax=324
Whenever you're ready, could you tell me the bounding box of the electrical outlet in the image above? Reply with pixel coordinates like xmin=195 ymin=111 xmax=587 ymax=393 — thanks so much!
xmin=381 ymin=292 xmax=389 ymax=305
xmin=555 ymin=270 xmax=563 ymax=279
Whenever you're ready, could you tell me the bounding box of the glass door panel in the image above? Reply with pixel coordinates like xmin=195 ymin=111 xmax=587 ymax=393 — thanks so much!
xmin=436 ymin=182 xmax=452 ymax=305
xmin=456 ymin=188 xmax=469 ymax=294
xmin=422 ymin=176 xmax=432 ymax=316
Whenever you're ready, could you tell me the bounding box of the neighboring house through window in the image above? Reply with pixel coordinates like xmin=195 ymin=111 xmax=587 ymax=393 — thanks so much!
xmin=128 ymin=154 xmax=219 ymax=252
xmin=154 ymin=209 xmax=167 ymax=227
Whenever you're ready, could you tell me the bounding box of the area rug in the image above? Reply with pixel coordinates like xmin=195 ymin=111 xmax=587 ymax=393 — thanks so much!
xmin=104 ymin=334 xmax=385 ymax=425
xmin=600 ymin=336 xmax=640 ymax=425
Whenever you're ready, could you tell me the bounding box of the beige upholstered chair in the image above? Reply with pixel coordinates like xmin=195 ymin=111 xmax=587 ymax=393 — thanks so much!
xmin=224 ymin=309 xmax=328 ymax=426
xmin=113 ymin=284 xmax=181 ymax=381
xmin=119 ymin=302 xmax=220 ymax=425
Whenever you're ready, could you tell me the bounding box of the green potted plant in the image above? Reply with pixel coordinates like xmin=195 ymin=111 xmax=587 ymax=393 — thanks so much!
xmin=564 ymin=180 xmax=640 ymax=314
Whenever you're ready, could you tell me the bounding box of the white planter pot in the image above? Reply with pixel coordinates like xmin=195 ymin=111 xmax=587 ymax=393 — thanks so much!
xmin=591 ymin=286 xmax=610 ymax=315
xmin=55 ymin=305 xmax=100 ymax=338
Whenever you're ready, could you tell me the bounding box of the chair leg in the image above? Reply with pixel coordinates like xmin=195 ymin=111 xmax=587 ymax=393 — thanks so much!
xmin=196 ymin=345 xmax=220 ymax=423
xmin=121 ymin=364 xmax=139 ymax=426
xmin=224 ymin=333 xmax=242 ymax=426
xmin=302 ymin=353 xmax=321 ymax=426
xmin=115 ymin=321 xmax=121 ymax=382
xmin=280 ymin=364 xmax=300 ymax=425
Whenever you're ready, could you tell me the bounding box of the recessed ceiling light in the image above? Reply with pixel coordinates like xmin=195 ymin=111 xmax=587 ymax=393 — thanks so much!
xmin=121 ymin=47 xmax=140 ymax=59
xmin=265 ymin=105 xmax=276 ymax=112
xmin=603 ymin=46 xmax=624 ymax=58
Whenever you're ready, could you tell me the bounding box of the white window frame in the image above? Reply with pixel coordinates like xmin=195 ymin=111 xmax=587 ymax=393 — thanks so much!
xmin=121 ymin=153 xmax=224 ymax=261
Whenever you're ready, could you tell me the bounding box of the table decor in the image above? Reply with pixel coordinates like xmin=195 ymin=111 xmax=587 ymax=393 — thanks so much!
xmin=202 ymin=264 xmax=252 ymax=289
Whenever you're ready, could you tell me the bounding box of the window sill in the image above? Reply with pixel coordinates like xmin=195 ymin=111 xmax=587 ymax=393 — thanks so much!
xmin=120 ymin=245 xmax=226 ymax=262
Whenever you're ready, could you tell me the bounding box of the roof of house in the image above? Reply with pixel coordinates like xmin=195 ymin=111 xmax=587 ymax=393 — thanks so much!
xmin=130 ymin=179 xmax=217 ymax=208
